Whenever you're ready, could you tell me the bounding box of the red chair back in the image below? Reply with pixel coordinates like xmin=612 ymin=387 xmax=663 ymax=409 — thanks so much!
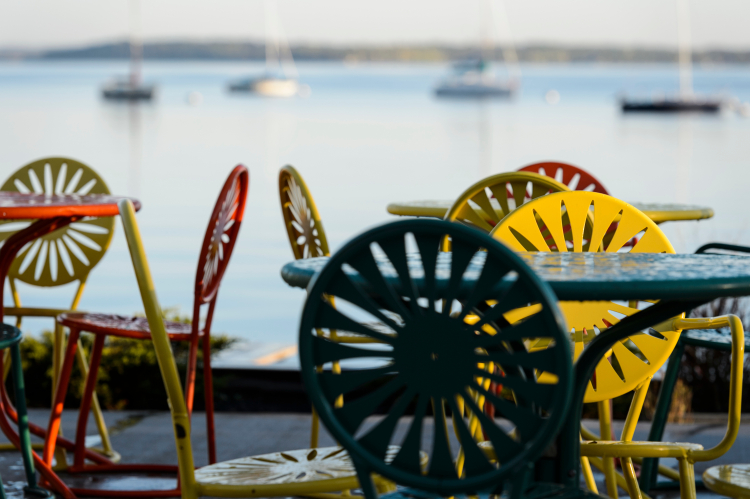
xmin=518 ymin=161 xmax=608 ymax=194
xmin=194 ymin=165 xmax=249 ymax=308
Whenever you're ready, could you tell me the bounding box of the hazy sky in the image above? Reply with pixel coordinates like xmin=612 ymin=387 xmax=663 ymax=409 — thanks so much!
xmin=2 ymin=0 xmax=750 ymax=50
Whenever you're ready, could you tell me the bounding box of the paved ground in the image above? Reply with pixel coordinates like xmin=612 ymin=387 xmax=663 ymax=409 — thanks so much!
xmin=0 ymin=410 xmax=746 ymax=498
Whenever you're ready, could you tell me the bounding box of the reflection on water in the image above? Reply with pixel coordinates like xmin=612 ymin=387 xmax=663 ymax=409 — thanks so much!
xmin=0 ymin=61 xmax=749 ymax=344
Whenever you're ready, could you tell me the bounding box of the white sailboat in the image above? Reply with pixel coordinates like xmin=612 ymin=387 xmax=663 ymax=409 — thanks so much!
xmin=102 ymin=0 xmax=154 ymax=100
xmin=435 ymin=0 xmax=520 ymax=98
xmin=229 ymin=0 xmax=302 ymax=97
xmin=621 ymin=0 xmax=720 ymax=113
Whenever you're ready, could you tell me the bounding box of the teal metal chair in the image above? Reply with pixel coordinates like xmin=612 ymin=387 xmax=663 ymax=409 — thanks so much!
xmin=640 ymin=242 xmax=750 ymax=493
xmin=298 ymin=219 xmax=576 ymax=498
xmin=0 ymin=324 xmax=52 ymax=498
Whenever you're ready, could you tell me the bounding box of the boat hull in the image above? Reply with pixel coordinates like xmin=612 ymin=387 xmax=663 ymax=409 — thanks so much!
xmin=621 ymin=99 xmax=720 ymax=113
xmin=229 ymin=78 xmax=299 ymax=97
xmin=435 ymin=84 xmax=513 ymax=98
xmin=102 ymin=85 xmax=155 ymax=101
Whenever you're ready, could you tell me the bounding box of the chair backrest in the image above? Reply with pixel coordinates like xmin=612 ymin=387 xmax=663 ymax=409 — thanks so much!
xmin=117 ymin=198 xmax=198 ymax=492
xmin=445 ymin=172 xmax=569 ymax=233
xmin=193 ymin=166 xmax=249 ymax=325
xmin=299 ymin=219 xmax=573 ymax=498
xmin=490 ymin=191 xmax=680 ymax=403
xmin=518 ymin=162 xmax=609 ymax=194
xmin=279 ymin=165 xmax=329 ymax=259
xmin=0 ymin=157 xmax=115 ymax=292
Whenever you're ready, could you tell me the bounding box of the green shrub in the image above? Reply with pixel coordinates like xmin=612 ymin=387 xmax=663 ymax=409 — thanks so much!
xmin=11 ymin=308 xmax=236 ymax=410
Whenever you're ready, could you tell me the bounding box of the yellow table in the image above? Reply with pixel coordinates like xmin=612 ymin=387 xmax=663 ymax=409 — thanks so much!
xmin=387 ymin=200 xmax=714 ymax=224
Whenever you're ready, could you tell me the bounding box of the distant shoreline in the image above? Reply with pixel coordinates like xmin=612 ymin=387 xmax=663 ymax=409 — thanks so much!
xmin=2 ymin=41 xmax=750 ymax=64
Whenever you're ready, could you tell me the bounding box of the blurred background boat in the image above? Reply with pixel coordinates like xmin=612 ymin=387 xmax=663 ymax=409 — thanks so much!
xmin=101 ymin=0 xmax=154 ymax=101
xmin=621 ymin=0 xmax=721 ymax=113
xmin=434 ymin=0 xmax=520 ymax=99
xmin=435 ymin=59 xmax=518 ymax=98
xmin=229 ymin=0 xmax=302 ymax=97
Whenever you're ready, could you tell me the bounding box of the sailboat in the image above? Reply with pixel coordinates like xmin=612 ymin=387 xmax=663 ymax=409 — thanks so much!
xmin=435 ymin=0 xmax=520 ymax=98
xmin=229 ymin=0 xmax=301 ymax=97
xmin=621 ymin=0 xmax=720 ymax=113
xmin=102 ymin=0 xmax=154 ymax=100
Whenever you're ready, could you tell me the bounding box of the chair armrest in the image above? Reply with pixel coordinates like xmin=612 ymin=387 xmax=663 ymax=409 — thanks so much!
xmin=672 ymin=315 xmax=745 ymax=462
xmin=580 ymin=440 xmax=702 ymax=459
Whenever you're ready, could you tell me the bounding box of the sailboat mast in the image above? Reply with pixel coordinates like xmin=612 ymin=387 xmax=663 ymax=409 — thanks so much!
xmin=129 ymin=0 xmax=142 ymax=87
xmin=479 ymin=0 xmax=493 ymax=65
xmin=264 ymin=0 xmax=281 ymax=75
xmin=676 ymin=0 xmax=693 ymax=97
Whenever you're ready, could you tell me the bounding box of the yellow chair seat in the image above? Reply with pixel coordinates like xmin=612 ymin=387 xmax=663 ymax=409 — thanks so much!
xmin=194 ymin=446 xmax=423 ymax=496
xmin=703 ymin=464 xmax=750 ymax=498
xmin=580 ymin=440 xmax=703 ymax=459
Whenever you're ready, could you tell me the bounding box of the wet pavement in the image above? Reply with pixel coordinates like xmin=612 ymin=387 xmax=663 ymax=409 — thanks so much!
xmin=0 ymin=410 xmax=746 ymax=498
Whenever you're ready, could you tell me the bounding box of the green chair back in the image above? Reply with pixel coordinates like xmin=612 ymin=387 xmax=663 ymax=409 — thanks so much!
xmin=298 ymin=219 xmax=573 ymax=498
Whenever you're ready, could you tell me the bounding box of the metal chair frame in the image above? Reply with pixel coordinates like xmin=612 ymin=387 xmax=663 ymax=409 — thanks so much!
xmin=40 ymin=166 xmax=249 ymax=498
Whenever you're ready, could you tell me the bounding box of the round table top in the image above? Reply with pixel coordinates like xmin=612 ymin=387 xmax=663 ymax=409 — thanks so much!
xmin=282 ymin=252 xmax=750 ymax=302
xmin=0 ymin=193 xmax=140 ymax=219
xmin=386 ymin=200 xmax=714 ymax=224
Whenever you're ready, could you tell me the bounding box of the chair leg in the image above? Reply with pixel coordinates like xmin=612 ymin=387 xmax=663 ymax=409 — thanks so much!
xmin=43 ymin=328 xmax=80 ymax=467
xmin=73 ymin=334 xmax=105 ymax=469
xmin=598 ymin=400 xmax=619 ymax=499
xmin=0 ymin=348 xmax=74 ymax=498
xmin=678 ymin=458 xmax=697 ymax=499
xmin=52 ymin=322 xmax=69 ymax=470
xmin=74 ymin=339 xmax=116 ymax=460
xmin=622 ymin=458 xmax=643 ymax=499
xmin=201 ymin=334 xmax=217 ymax=464
xmin=310 ymin=407 xmax=320 ymax=448
xmin=581 ymin=456 xmax=598 ymax=494
xmin=8 ymin=344 xmax=52 ymax=497
xmin=641 ymin=341 xmax=685 ymax=493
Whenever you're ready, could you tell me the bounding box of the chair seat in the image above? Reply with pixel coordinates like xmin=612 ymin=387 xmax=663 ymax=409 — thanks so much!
xmin=195 ymin=446 xmax=426 ymax=494
xmin=0 ymin=324 xmax=22 ymax=349
xmin=580 ymin=440 xmax=703 ymax=459
xmin=57 ymin=313 xmax=193 ymax=341
xmin=703 ymin=464 xmax=750 ymax=498
xmin=683 ymin=328 xmax=750 ymax=350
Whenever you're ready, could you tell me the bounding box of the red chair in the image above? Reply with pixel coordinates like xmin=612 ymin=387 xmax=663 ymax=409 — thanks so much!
xmin=41 ymin=165 xmax=249 ymax=498
xmin=518 ymin=161 xmax=609 ymax=194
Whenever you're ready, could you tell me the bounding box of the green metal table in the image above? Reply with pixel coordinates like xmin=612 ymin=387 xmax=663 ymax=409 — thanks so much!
xmin=282 ymin=251 xmax=750 ymax=496
xmin=386 ymin=200 xmax=714 ymax=224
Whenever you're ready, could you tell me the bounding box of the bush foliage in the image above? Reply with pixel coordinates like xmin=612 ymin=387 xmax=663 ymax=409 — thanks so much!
xmin=13 ymin=308 xmax=236 ymax=410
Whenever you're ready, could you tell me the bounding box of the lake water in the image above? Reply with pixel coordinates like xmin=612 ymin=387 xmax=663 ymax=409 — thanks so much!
xmin=1 ymin=60 xmax=750 ymax=352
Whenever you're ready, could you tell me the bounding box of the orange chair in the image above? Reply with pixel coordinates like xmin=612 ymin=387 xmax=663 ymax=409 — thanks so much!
xmin=518 ymin=161 xmax=609 ymax=194
xmin=41 ymin=165 xmax=249 ymax=498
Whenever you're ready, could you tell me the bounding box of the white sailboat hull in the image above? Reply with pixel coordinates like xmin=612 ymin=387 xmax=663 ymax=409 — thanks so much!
xmin=229 ymin=77 xmax=300 ymax=97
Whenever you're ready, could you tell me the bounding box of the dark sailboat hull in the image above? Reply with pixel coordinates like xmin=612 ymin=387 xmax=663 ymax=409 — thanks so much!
xmin=621 ymin=99 xmax=720 ymax=113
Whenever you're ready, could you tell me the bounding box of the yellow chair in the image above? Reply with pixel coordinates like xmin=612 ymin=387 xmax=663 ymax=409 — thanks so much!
xmin=581 ymin=315 xmax=744 ymax=499
xmin=117 ymin=198 xmax=398 ymax=499
xmin=0 ymin=157 xmax=117 ymax=463
xmin=704 ymin=464 xmax=750 ymax=498
xmin=279 ymin=165 xmax=385 ymax=449
xmin=490 ymin=191 xmax=682 ymax=498
xmin=279 ymin=165 xmax=330 ymax=259
xmin=444 ymin=171 xmax=570 ymax=232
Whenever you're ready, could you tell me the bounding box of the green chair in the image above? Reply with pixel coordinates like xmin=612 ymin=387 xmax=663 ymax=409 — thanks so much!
xmin=0 ymin=324 xmax=52 ymax=498
xmin=640 ymin=242 xmax=750 ymax=493
xmin=298 ymin=218 xmax=575 ymax=498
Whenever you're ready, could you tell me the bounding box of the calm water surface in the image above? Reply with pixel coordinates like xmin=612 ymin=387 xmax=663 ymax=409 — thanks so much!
xmin=1 ymin=61 xmax=749 ymax=345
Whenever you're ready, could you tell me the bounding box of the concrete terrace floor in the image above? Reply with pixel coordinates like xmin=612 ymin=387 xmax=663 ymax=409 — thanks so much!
xmin=0 ymin=410 xmax=746 ymax=498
